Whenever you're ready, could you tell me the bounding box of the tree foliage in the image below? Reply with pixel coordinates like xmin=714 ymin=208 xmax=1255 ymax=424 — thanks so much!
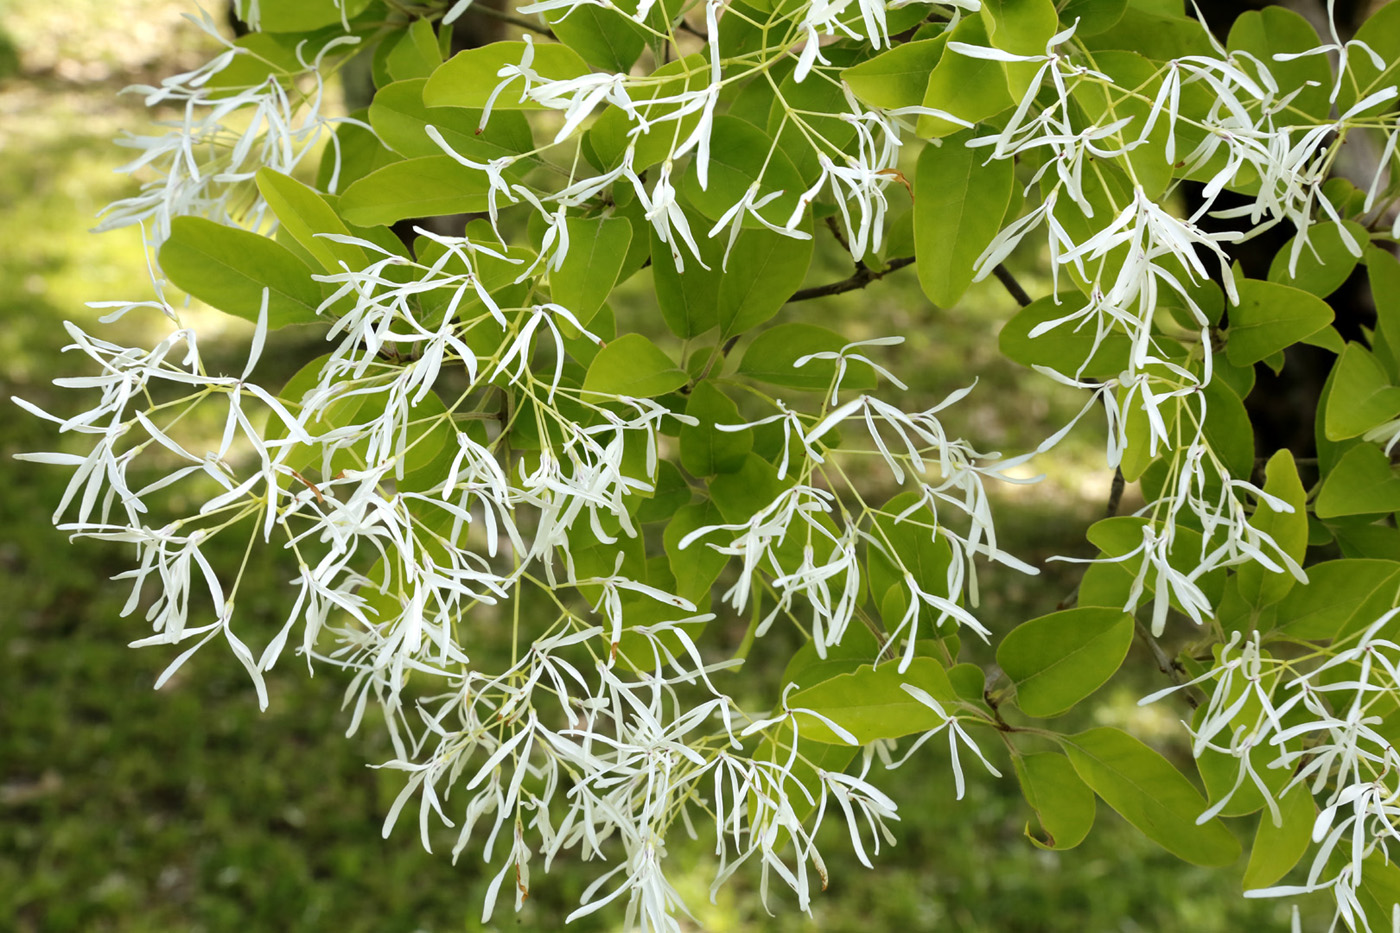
xmin=16 ymin=0 xmax=1400 ymax=928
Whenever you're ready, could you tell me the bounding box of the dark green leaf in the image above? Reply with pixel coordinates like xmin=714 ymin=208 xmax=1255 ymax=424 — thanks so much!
xmin=1242 ymin=783 xmax=1315 ymax=890
xmin=1235 ymin=450 xmax=1308 ymax=612
xmin=998 ymin=293 xmax=1132 ymax=379
xmin=552 ymin=215 xmax=632 ymax=326
xmin=368 ymin=78 xmax=534 ymax=162
xmin=1267 ymin=221 xmax=1367 ymax=298
xmin=1327 ymin=342 xmax=1400 ymax=441
xmin=1271 ymin=558 xmax=1400 ymax=639
xmin=841 ymin=38 xmax=947 ymax=110
xmin=546 ymin=5 xmax=646 ymax=73
xmin=680 ymin=381 xmax=752 ymax=476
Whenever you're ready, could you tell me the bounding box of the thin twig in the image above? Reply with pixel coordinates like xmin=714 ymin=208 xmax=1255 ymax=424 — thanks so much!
xmin=676 ymin=20 xmax=709 ymax=42
xmin=1106 ymin=466 xmax=1125 ymax=518
xmin=786 ymin=256 xmax=916 ymax=303
xmin=824 ymin=214 xmax=857 ymax=259
xmin=463 ymin=3 xmax=555 ymax=37
xmin=1135 ymin=620 xmax=1195 ymax=707
xmin=992 ymin=263 xmax=1033 ymax=308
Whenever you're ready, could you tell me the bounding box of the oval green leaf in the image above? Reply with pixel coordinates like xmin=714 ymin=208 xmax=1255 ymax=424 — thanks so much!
xmin=997 ymin=607 xmax=1134 ymax=718
xmin=915 ymin=129 xmax=1015 ymax=308
xmin=1062 ymin=727 xmax=1241 ymax=867
xmin=339 ymin=156 xmax=494 ymax=227
xmin=789 ymin=658 xmax=957 ymax=745
xmin=1014 ymin=751 xmax=1096 ymax=850
xmin=159 ymin=216 xmax=322 ymax=329
xmin=582 ymin=334 xmax=687 ymax=398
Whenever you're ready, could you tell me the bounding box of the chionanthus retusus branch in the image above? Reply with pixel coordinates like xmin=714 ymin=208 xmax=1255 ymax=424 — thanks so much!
xmin=14 ymin=0 xmax=1400 ymax=929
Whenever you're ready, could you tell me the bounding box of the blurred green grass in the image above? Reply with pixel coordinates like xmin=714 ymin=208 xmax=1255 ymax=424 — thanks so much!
xmin=0 ymin=3 xmax=1324 ymax=931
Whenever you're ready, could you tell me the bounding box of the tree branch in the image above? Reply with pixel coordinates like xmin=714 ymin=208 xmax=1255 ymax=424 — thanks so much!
xmin=1135 ymin=620 xmax=1195 ymax=707
xmin=786 ymin=256 xmax=916 ymax=303
xmin=992 ymin=263 xmax=1033 ymax=308
xmin=1105 ymin=466 xmax=1125 ymax=518
xmin=461 ymin=3 xmax=554 ymax=37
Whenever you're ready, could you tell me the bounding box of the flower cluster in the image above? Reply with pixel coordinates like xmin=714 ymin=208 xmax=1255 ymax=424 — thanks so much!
xmin=1144 ymin=616 xmax=1400 ymax=929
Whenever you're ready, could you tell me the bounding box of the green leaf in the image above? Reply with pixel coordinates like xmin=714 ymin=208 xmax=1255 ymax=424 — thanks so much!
xmin=1368 ymin=246 xmax=1400 ymax=381
xmin=1267 ymin=220 xmax=1367 ymax=298
xmin=718 ymin=224 xmax=814 ymax=337
xmin=552 ymin=215 xmax=632 ymax=326
xmin=316 ymin=109 xmax=400 ymax=192
xmin=782 ymin=624 xmax=881 ymax=693
xmin=681 ymin=115 xmax=805 ymax=229
xmin=246 ymin=0 xmax=371 ymax=32
xmin=1072 ymin=51 xmax=1173 ymax=197
xmin=914 ymin=130 xmax=1015 ymax=308
xmin=1271 ymin=558 xmax=1400 ymax=639
xmin=384 ymin=17 xmax=443 ymax=82
xmin=1014 ymin=752 xmax=1096 ymax=850
xmin=1201 ymin=376 xmax=1254 ymax=479
xmin=1242 ymin=783 xmax=1315 ymax=890
xmin=636 ymin=460 xmax=692 ymax=524
xmin=918 ymin=15 xmax=1015 ymax=137
xmin=368 ymin=78 xmax=534 ymax=162
xmin=1227 ymin=7 xmax=1332 ymax=123
xmin=203 ymin=34 xmax=302 ymax=92
xmin=868 ymin=495 xmax=956 ymax=610
xmin=1326 ymin=342 xmax=1400 ymax=441
xmin=1315 ymin=443 xmax=1400 ymax=519
xmin=980 ymin=0 xmax=1059 ymax=97
xmin=1061 ymin=727 xmax=1241 ymax=867
xmin=1225 ymin=278 xmax=1333 ymax=367
xmin=998 ymin=293 xmax=1132 ymax=379
xmin=996 ymin=608 xmax=1134 ymax=718
xmin=254 ymin=168 xmax=367 ymax=274
xmin=586 ymin=55 xmax=708 ymax=171
xmin=789 ymin=658 xmax=957 ymax=745
xmin=650 ymin=204 xmax=723 ymax=338
xmin=665 ymin=501 xmax=729 ymax=603
xmin=338 ymin=156 xmax=492 ymax=226
xmin=738 ymin=323 xmax=877 ymax=392
xmin=1059 ymin=0 xmax=1127 ymax=35
xmin=709 ymin=453 xmax=793 ymax=523
xmin=159 ymin=217 xmax=322 ymax=329
xmin=1235 ymin=450 xmax=1308 ymax=612
xmin=582 ymin=334 xmax=687 ymax=398
xmin=1352 ymin=857 xmax=1400 ymax=933
xmin=1338 ymin=0 xmax=1400 ymax=118
xmin=546 ymin=5 xmax=646 ymax=73
xmin=1084 ymin=4 xmax=1213 ymax=58
xmin=422 ymin=42 xmax=592 ymax=110
xmin=841 ymin=37 xmax=947 ymax=111
xmin=680 ymin=381 xmax=752 ymax=476
xmin=768 ymin=60 xmax=861 ymax=183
